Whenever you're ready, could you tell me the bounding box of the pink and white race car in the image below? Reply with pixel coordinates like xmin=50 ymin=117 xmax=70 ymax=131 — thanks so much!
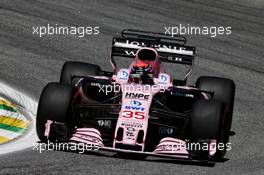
xmin=36 ymin=29 xmax=235 ymax=162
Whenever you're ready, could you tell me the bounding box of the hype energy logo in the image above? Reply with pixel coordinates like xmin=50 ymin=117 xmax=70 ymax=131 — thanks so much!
xmin=125 ymin=100 xmax=145 ymax=111
xmin=125 ymin=92 xmax=150 ymax=100
xmin=0 ymin=98 xmax=29 ymax=144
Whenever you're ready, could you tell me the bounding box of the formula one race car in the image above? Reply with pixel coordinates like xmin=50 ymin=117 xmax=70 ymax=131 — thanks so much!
xmin=36 ymin=29 xmax=235 ymax=162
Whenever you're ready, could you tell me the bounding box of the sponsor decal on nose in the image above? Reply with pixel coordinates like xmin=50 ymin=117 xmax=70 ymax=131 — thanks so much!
xmin=130 ymin=100 xmax=142 ymax=106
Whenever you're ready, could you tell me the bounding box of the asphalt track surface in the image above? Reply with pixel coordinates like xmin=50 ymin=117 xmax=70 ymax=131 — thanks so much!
xmin=0 ymin=0 xmax=264 ymax=174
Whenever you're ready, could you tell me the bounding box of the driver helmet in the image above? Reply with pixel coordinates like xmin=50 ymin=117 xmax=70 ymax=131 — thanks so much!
xmin=131 ymin=48 xmax=158 ymax=75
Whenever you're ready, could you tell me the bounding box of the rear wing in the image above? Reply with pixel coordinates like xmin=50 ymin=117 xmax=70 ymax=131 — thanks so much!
xmin=110 ymin=29 xmax=196 ymax=70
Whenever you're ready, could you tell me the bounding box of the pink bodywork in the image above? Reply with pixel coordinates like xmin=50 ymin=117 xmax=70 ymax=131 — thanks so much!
xmin=44 ymin=47 xmax=215 ymax=158
xmin=113 ymin=82 xmax=160 ymax=150
xmin=70 ymin=128 xmax=104 ymax=147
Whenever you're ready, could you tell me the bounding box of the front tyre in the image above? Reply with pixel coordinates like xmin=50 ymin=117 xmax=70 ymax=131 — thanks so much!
xmin=190 ymin=100 xmax=226 ymax=160
xmin=196 ymin=76 xmax=235 ymax=131
xmin=36 ymin=83 xmax=72 ymax=142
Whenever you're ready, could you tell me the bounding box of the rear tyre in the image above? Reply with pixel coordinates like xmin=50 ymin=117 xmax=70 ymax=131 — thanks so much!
xmin=60 ymin=61 xmax=101 ymax=85
xmin=190 ymin=100 xmax=226 ymax=160
xmin=36 ymin=83 xmax=72 ymax=142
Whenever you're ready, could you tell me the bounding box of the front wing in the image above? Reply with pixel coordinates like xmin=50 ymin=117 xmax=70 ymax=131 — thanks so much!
xmin=45 ymin=121 xmax=216 ymax=163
